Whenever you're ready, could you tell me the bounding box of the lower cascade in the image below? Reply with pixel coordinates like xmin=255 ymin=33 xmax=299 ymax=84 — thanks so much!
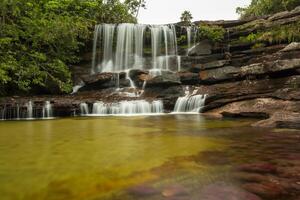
xmin=0 ymin=101 xmax=53 ymax=120
xmin=174 ymin=94 xmax=207 ymax=113
xmin=80 ymin=100 xmax=164 ymax=115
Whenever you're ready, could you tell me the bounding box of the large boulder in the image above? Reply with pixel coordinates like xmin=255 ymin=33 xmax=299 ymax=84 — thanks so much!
xmin=178 ymin=72 xmax=200 ymax=84
xmin=188 ymin=40 xmax=212 ymax=56
xmin=199 ymin=66 xmax=240 ymax=83
xmin=240 ymin=59 xmax=300 ymax=77
xmin=146 ymin=71 xmax=181 ymax=87
xmin=80 ymin=72 xmax=129 ymax=91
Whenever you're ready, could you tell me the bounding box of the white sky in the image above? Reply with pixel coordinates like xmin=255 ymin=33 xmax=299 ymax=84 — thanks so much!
xmin=138 ymin=0 xmax=252 ymax=24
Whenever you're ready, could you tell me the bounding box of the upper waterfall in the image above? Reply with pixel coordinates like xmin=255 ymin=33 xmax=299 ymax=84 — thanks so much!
xmin=91 ymin=23 xmax=180 ymax=74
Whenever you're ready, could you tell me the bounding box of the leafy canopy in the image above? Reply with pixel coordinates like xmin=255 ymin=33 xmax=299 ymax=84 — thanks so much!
xmin=237 ymin=0 xmax=300 ymax=19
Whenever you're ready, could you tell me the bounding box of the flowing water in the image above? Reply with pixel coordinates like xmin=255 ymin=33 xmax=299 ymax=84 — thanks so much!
xmin=0 ymin=115 xmax=299 ymax=200
xmin=91 ymin=23 xmax=178 ymax=74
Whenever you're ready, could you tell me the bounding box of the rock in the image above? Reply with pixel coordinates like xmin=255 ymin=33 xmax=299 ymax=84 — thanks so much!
xmin=178 ymin=72 xmax=200 ymax=85
xmin=162 ymin=185 xmax=188 ymax=197
xmin=235 ymin=163 xmax=277 ymax=174
xmin=188 ymin=40 xmax=212 ymax=56
xmin=146 ymin=71 xmax=181 ymax=87
xmin=198 ymin=182 xmax=262 ymax=200
xmin=280 ymin=42 xmax=300 ymax=52
xmin=242 ymin=182 xmax=285 ymax=199
xmin=80 ymin=72 xmax=131 ymax=91
xmin=221 ymin=112 xmax=269 ymax=119
xmin=253 ymin=112 xmax=300 ymax=129
xmin=240 ymin=59 xmax=300 ymax=77
xmin=199 ymin=66 xmax=240 ymax=83
xmin=194 ymin=60 xmax=229 ymax=71
xmin=128 ymin=185 xmax=159 ymax=196
xmin=232 ymin=172 xmax=267 ymax=183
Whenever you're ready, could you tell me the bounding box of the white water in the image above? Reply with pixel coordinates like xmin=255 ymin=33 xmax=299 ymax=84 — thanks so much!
xmin=42 ymin=101 xmax=53 ymax=118
xmin=186 ymin=26 xmax=197 ymax=55
xmin=91 ymin=23 xmax=178 ymax=74
xmin=80 ymin=103 xmax=89 ymax=115
xmin=72 ymin=81 xmax=85 ymax=94
xmin=27 ymin=101 xmax=33 ymax=119
xmin=125 ymin=69 xmax=136 ymax=89
xmin=173 ymin=89 xmax=207 ymax=113
xmin=177 ymin=56 xmax=181 ymax=72
xmin=87 ymin=100 xmax=164 ymax=115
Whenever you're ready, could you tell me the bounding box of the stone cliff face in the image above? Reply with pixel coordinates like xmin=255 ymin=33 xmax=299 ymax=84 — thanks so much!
xmin=1 ymin=7 xmax=299 ymax=128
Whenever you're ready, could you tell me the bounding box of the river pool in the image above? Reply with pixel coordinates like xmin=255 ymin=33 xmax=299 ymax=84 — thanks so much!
xmin=0 ymin=115 xmax=299 ymax=200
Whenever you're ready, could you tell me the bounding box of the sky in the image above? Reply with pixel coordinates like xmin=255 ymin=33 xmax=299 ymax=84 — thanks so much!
xmin=138 ymin=0 xmax=252 ymax=24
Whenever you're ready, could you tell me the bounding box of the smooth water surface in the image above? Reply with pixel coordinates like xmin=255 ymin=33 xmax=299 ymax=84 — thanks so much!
xmin=0 ymin=115 xmax=299 ymax=200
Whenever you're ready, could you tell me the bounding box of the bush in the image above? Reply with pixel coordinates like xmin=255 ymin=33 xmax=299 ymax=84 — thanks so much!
xmin=197 ymin=24 xmax=225 ymax=43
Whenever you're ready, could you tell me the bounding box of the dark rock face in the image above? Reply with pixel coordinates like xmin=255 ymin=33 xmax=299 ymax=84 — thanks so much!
xmin=188 ymin=40 xmax=212 ymax=56
xmin=146 ymin=71 xmax=181 ymax=87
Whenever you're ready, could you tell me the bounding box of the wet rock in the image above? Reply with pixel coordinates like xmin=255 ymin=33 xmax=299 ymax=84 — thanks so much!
xmin=221 ymin=112 xmax=269 ymax=119
xmin=128 ymin=185 xmax=159 ymax=196
xmin=235 ymin=163 xmax=277 ymax=174
xmin=233 ymin=172 xmax=267 ymax=183
xmin=198 ymin=182 xmax=262 ymax=200
xmin=178 ymin=72 xmax=200 ymax=85
xmin=162 ymin=185 xmax=188 ymax=197
xmin=196 ymin=60 xmax=229 ymax=70
xmin=239 ymin=59 xmax=300 ymax=77
xmin=253 ymin=112 xmax=300 ymax=129
xmin=188 ymin=40 xmax=212 ymax=56
xmin=199 ymin=66 xmax=240 ymax=83
xmin=146 ymin=71 xmax=181 ymax=87
xmin=242 ymin=182 xmax=285 ymax=199
xmin=280 ymin=42 xmax=300 ymax=52
xmin=80 ymin=72 xmax=130 ymax=91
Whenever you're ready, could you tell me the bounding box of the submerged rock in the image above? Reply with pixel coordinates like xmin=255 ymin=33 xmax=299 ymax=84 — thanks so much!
xmin=197 ymin=182 xmax=262 ymax=200
xmin=162 ymin=185 xmax=189 ymax=197
xmin=127 ymin=185 xmax=160 ymax=196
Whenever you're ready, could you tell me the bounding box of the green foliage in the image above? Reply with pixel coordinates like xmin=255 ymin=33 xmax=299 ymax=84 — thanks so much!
xmin=237 ymin=22 xmax=300 ymax=46
xmin=177 ymin=35 xmax=187 ymax=46
xmin=0 ymin=0 xmax=142 ymax=96
xmin=237 ymin=0 xmax=300 ymax=19
xmin=197 ymin=24 xmax=225 ymax=43
xmin=180 ymin=11 xmax=193 ymax=25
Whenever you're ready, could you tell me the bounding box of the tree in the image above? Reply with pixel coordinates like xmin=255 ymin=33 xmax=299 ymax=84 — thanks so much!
xmin=0 ymin=0 xmax=145 ymax=96
xmin=180 ymin=10 xmax=193 ymax=25
xmin=236 ymin=0 xmax=300 ymax=19
xmin=124 ymin=0 xmax=146 ymax=18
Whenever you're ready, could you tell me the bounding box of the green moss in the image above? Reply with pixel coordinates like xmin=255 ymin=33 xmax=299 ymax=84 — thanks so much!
xmin=235 ymin=22 xmax=300 ymax=45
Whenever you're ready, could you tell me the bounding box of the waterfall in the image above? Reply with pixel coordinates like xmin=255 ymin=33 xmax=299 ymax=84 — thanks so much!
xmin=134 ymin=24 xmax=147 ymax=69
xmin=27 ymin=101 xmax=33 ymax=119
xmin=174 ymin=94 xmax=207 ymax=113
xmin=187 ymin=27 xmax=192 ymax=52
xmin=0 ymin=105 xmax=6 ymax=120
xmin=177 ymin=56 xmax=181 ymax=72
xmin=125 ymin=69 xmax=136 ymax=89
xmin=186 ymin=26 xmax=197 ymax=54
xmin=80 ymin=103 xmax=89 ymax=115
xmin=91 ymin=100 xmax=164 ymax=115
xmin=91 ymin=23 xmax=178 ymax=74
xmin=42 ymin=101 xmax=53 ymax=118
